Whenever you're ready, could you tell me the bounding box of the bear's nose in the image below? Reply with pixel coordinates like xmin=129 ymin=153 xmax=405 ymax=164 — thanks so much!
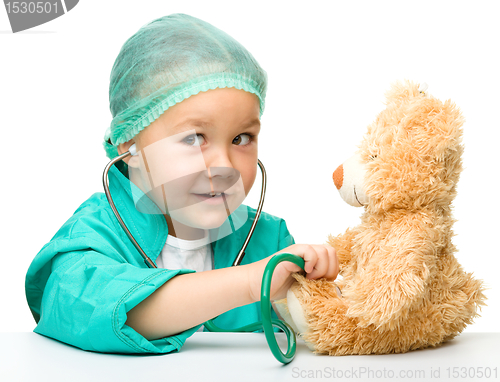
xmin=332 ymin=164 xmax=343 ymax=190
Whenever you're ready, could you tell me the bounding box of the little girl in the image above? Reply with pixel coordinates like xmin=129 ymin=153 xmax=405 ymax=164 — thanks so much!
xmin=25 ymin=13 xmax=338 ymax=354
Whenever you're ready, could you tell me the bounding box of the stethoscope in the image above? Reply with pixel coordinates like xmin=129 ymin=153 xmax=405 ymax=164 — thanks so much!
xmin=102 ymin=143 xmax=305 ymax=364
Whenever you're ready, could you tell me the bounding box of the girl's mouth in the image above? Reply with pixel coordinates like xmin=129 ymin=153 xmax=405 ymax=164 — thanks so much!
xmin=193 ymin=192 xmax=228 ymax=205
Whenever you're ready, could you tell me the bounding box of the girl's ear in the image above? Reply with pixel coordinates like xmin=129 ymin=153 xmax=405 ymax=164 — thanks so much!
xmin=117 ymin=139 xmax=136 ymax=165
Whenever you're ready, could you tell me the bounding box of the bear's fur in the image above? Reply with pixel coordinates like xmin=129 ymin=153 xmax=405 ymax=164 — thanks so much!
xmin=275 ymin=80 xmax=486 ymax=355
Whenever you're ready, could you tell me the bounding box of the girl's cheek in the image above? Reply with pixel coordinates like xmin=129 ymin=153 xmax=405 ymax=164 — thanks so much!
xmin=244 ymin=165 xmax=258 ymax=195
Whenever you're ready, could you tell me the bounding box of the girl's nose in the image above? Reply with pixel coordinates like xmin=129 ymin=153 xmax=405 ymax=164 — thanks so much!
xmin=207 ymin=166 xmax=237 ymax=179
xmin=332 ymin=164 xmax=343 ymax=190
xmin=204 ymin=148 xmax=233 ymax=171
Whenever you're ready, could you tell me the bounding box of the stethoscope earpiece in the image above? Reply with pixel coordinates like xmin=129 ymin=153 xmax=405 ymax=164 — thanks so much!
xmin=128 ymin=143 xmax=138 ymax=156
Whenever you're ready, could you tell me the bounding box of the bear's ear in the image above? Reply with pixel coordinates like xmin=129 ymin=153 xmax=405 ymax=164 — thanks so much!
xmin=404 ymin=96 xmax=464 ymax=160
xmin=384 ymin=79 xmax=425 ymax=105
xmin=427 ymin=99 xmax=465 ymax=159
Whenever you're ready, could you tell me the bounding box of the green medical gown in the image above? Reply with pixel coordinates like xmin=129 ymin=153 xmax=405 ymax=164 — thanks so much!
xmin=25 ymin=161 xmax=295 ymax=354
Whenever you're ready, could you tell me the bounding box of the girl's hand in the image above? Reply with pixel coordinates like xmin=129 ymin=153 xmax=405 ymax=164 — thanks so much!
xmin=246 ymin=244 xmax=339 ymax=302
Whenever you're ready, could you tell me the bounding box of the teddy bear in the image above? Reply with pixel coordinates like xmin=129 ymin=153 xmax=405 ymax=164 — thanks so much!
xmin=274 ymin=80 xmax=486 ymax=355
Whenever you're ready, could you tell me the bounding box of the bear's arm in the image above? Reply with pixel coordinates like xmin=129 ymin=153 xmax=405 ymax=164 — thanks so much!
xmin=343 ymin=217 xmax=437 ymax=330
xmin=327 ymin=227 xmax=360 ymax=273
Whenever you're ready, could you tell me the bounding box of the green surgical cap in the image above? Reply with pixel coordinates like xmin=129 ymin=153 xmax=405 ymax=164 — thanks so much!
xmin=103 ymin=13 xmax=268 ymax=159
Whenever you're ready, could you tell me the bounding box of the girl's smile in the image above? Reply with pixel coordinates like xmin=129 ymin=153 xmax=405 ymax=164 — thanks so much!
xmin=118 ymin=87 xmax=261 ymax=240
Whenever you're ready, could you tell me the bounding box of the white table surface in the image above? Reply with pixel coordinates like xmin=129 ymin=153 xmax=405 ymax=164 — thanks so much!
xmin=1 ymin=332 xmax=499 ymax=382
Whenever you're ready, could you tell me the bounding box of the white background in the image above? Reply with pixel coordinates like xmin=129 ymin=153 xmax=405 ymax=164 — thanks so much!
xmin=1 ymin=0 xmax=498 ymax=334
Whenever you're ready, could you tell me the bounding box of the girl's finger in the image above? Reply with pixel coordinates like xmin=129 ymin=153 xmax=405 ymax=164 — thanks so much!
xmin=278 ymin=244 xmax=318 ymax=274
xmin=305 ymin=245 xmax=329 ymax=279
xmin=324 ymin=245 xmax=339 ymax=280
xmin=300 ymin=245 xmax=319 ymax=274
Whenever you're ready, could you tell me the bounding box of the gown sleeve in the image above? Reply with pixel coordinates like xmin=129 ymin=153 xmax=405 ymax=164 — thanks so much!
xmin=26 ymin=199 xmax=201 ymax=354
xmin=277 ymin=218 xmax=295 ymax=250
xmin=32 ymin=246 xmax=200 ymax=354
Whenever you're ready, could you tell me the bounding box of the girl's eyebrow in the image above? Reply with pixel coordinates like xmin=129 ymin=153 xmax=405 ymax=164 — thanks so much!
xmin=173 ymin=118 xmax=213 ymax=130
xmin=172 ymin=118 xmax=261 ymax=132
xmin=245 ymin=118 xmax=261 ymax=131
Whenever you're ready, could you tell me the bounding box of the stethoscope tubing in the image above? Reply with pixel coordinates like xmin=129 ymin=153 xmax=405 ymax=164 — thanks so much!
xmin=103 ymin=150 xmax=267 ymax=268
xmin=103 ymin=149 xmax=304 ymax=364
xmin=102 ymin=151 xmax=156 ymax=268
xmin=204 ymin=252 xmax=305 ymax=364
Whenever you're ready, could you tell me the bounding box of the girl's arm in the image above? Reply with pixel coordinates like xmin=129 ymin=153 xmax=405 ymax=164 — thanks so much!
xmin=125 ymin=264 xmax=254 ymax=339
xmin=126 ymin=243 xmax=338 ymax=340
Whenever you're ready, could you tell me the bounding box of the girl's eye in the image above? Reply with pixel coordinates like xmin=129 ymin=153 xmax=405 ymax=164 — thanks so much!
xmin=183 ymin=134 xmax=205 ymax=146
xmin=233 ymin=133 xmax=253 ymax=146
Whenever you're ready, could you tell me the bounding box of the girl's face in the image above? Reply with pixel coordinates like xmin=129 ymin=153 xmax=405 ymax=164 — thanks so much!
xmin=118 ymin=87 xmax=261 ymax=239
